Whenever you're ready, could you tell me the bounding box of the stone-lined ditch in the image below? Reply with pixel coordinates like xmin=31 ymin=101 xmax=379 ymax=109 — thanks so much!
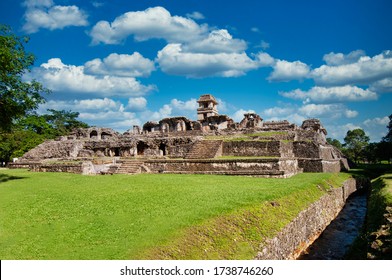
xmin=298 ymin=191 xmax=367 ymax=259
xmin=255 ymin=178 xmax=369 ymax=259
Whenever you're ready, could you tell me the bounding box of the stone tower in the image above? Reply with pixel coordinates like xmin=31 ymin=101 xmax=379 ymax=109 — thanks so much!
xmin=197 ymin=94 xmax=219 ymax=121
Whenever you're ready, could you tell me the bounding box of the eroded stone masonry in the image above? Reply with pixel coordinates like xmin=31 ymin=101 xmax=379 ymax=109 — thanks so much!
xmin=12 ymin=94 xmax=349 ymax=177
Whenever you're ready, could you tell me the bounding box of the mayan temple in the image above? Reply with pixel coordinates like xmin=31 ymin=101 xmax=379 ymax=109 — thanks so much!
xmin=11 ymin=94 xmax=349 ymax=177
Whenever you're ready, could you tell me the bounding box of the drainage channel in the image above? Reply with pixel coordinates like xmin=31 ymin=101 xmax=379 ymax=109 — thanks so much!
xmin=298 ymin=191 xmax=367 ymax=260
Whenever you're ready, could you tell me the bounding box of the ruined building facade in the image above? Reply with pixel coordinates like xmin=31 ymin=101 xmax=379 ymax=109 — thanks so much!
xmin=12 ymin=94 xmax=349 ymax=177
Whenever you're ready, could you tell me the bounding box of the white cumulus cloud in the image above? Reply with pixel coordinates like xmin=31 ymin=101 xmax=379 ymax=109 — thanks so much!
xmin=323 ymin=50 xmax=366 ymax=66
xmin=156 ymin=43 xmax=259 ymax=78
xmin=345 ymin=110 xmax=359 ymax=118
xmin=84 ymin=52 xmax=155 ymax=77
xmin=89 ymin=6 xmax=274 ymax=78
xmin=40 ymin=98 xmax=123 ymax=113
xmin=268 ymin=59 xmax=310 ymax=82
xmin=26 ymin=58 xmax=156 ymax=97
xmin=263 ymin=106 xmax=295 ymax=117
xmin=89 ymin=6 xmax=207 ymax=45
xmin=22 ymin=0 xmax=88 ymax=33
xmin=311 ymin=50 xmax=392 ymax=86
xmin=363 ymin=116 xmax=390 ymax=127
xmin=280 ymin=85 xmax=378 ymax=103
xmin=261 ymin=107 xmax=306 ymax=125
xmin=170 ymin=98 xmax=198 ymax=111
xmin=147 ymin=104 xmax=173 ymax=121
xmin=182 ymin=29 xmax=247 ymax=54
xmin=127 ymin=97 xmax=148 ymax=111
xmin=298 ymin=103 xmax=358 ymax=119
xmin=255 ymin=52 xmax=275 ymax=67
xmin=370 ymin=77 xmax=392 ymax=93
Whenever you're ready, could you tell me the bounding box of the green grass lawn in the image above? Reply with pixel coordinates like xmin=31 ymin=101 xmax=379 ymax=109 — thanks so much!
xmin=0 ymin=169 xmax=351 ymax=259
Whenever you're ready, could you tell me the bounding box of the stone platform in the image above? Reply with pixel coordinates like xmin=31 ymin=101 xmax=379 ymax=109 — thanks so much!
xmin=10 ymin=95 xmax=349 ymax=178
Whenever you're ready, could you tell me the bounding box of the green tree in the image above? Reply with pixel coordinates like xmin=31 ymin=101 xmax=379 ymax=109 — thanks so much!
xmin=327 ymin=137 xmax=343 ymax=150
xmin=376 ymin=141 xmax=392 ymax=164
xmin=380 ymin=114 xmax=392 ymax=163
xmin=363 ymin=142 xmax=379 ymax=163
xmin=343 ymin=128 xmax=370 ymax=163
xmin=17 ymin=114 xmax=55 ymax=136
xmin=382 ymin=114 xmax=392 ymax=143
xmin=0 ymin=25 xmax=90 ymax=163
xmin=44 ymin=109 xmax=88 ymax=136
xmin=0 ymin=129 xmax=47 ymax=161
xmin=0 ymin=24 xmax=49 ymax=132
xmin=0 ymin=110 xmax=88 ymax=163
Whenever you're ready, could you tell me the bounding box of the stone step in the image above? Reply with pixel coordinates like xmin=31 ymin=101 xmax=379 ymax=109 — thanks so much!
xmin=186 ymin=140 xmax=223 ymax=159
xmin=116 ymin=160 xmax=144 ymax=174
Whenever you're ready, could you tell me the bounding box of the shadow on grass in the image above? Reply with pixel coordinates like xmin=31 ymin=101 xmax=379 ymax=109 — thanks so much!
xmin=348 ymin=164 xmax=392 ymax=180
xmin=0 ymin=173 xmax=26 ymax=183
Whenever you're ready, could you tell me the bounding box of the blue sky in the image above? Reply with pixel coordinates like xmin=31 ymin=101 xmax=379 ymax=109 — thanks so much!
xmin=1 ymin=0 xmax=391 ymax=141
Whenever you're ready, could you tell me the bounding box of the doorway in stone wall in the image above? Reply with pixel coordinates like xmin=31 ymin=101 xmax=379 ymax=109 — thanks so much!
xmin=159 ymin=143 xmax=167 ymax=156
xmin=90 ymin=130 xmax=98 ymax=139
xmin=137 ymin=142 xmax=148 ymax=156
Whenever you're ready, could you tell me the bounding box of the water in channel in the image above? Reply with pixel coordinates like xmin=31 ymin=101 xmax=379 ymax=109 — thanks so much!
xmin=299 ymin=191 xmax=367 ymax=260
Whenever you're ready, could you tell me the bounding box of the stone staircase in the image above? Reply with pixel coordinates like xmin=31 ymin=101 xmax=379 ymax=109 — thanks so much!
xmin=185 ymin=140 xmax=223 ymax=159
xmin=116 ymin=160 xmax=144 ymax=174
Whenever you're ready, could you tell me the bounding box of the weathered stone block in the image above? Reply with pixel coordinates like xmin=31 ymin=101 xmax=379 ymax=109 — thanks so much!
xmin=222 ymin=141 xmax=281 ymax=157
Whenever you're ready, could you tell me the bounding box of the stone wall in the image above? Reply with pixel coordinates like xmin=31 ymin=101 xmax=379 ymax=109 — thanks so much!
xmin=29 ymin=163 xmax=84 ymax=174
xmin=319 ymin=145 xmax=336 ymax=160
xmin=255 ymin=178 xmax=358 ymax=260
xmin=278 ymin=159 xmax=301 ymax=176
xmin=7 ymin=163 xmax=31 ymax=169
xmin=142 ymin=158 xmax=299 ymax=177
xmin=298 ymin=159 xmax=341 ymax=173
xmin=27 ymin=162 xmax=97 ymax=175
xmin=293 ymin=141 xmax=320 ymax=158
xmin=167 ymin=143 xmax=194 ymax=158
xmin=222 ymin=141 xmax=281 ymax=157
xmin=262 ymin=121 xmax=295 ymax=131
xmin=279 ymin=141 xmax=294 ymax=158
xmin=295 ymin=129 xmax=326 ymax=144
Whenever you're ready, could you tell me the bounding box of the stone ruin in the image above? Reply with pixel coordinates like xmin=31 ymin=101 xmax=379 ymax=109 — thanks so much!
xmin=11 ymin=94 xmax=349 ymax=177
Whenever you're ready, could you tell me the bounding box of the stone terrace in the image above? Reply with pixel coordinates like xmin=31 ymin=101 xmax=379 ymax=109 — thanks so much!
xmin=10 ymin=95 xmax=349 ymax=178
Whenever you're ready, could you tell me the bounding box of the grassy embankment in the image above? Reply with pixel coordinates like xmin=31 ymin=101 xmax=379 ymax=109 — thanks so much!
xmin=0 ymin=169 xmax=350 ymax=260
xmin=366 ymin=173 xmax=392 ymax=259
xmin=346 ymin=163 xmax=392 ymax=259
